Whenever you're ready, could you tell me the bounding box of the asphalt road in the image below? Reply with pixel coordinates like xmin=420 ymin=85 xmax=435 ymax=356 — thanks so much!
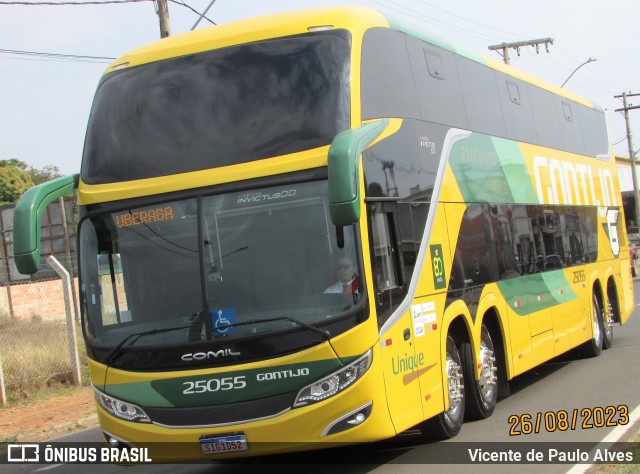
xmin=5 ymin=280 xmax=640 ymax=473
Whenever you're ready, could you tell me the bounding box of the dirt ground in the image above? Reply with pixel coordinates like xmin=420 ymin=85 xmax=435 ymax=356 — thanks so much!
xmin=0 ymin=386 xmax=98 ymax=442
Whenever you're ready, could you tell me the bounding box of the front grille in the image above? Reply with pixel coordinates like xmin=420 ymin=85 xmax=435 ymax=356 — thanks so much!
xmin=144 ymin=391 xmax=297 ymax=427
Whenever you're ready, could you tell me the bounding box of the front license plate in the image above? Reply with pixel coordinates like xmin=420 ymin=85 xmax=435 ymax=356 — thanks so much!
xmin=200 ymin=434 xmax=248 ymax=455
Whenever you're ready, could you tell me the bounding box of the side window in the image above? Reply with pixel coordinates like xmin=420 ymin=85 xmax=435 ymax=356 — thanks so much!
xmin=529 ymin=85 xmax=563 ymax=151
xmin=579 ymin=106 xmax=610 ymax=159
xmin=497 ymin=74 xmax=538 ymax=145
xmin=456 ymin=55 xmax=506 ymax=137
xmin=487 ymin=204 xmax=518 ymax=280
xmin=578 ymin=206 xmax=598 ymax=262
xmin=368 ymin=202 xmax=410 ymax=327
xmin=370 ymin=205 xmax=401 ymax=291
xmin=363 ymin=120 xmax=445 ymax=200
xmin=566 ymin=208 xmax=587 ymax=264
xmin=512 ymin=205 xmax=536 ymax=275
xmin=449 ymin=204 xmax=497 ymax=290
xmin=361 ymin=28 xmax=420 ymax=120
xmin=556 ymin=99 xmax=586 ymax=155
xmin=449 ymin=204 xmax=521 ymax=290
xmin=405 ymin=36 xmax=468 ymax=130
xmin=531 ymin=208 xmax=565 ymax=272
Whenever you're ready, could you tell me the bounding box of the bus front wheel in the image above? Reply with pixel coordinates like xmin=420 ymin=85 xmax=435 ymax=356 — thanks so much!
xmin=419 ymin=334 xmax=465 ymax=440
xmin=461 ymin=324 xmax=498 ymax=420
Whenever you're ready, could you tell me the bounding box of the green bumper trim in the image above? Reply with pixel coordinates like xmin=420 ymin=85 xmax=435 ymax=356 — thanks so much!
xmin=104 ymin=357 xmax=355 ymax=408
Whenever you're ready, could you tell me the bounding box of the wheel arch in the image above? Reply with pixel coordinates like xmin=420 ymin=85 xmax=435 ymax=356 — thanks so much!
xmin=606 ymin=274 xmax=621 ymax=324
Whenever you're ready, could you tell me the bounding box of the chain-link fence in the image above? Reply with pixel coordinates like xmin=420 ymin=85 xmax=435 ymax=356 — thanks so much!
xmin=0 ymin=316 xmax=87 ymax=399
xmin=0 ymin=196 xmax=84 ymax=403
xmin=0 ymin=258 xmax=86 ymax=404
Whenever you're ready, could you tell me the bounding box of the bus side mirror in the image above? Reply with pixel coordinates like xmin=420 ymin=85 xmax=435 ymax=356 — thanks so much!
xmin=13 ymin=174 xmax=79 ymax=274
xmin=328 ymin=119 xmax=388 ymax=226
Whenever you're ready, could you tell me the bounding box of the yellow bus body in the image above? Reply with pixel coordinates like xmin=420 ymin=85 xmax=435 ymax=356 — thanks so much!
xmin=71 ymin=5 xmax=633 ymax=461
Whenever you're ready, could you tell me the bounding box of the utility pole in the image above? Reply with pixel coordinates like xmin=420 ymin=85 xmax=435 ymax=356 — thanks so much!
xmin=615 ymin=92 xmax=640 ymax=228
xmin=156 ymin=0 xmax=171 ymax=38
xmin=488 ymin=38 xmax=553 ymax=65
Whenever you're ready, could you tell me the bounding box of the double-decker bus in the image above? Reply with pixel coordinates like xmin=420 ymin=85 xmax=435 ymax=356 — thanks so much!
xmin=13 ymin=5 xmax=634 ymax=461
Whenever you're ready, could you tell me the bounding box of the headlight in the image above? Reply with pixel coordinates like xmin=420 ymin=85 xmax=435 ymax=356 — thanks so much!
xmin=293 ymin=350 xmax=372 ymax=407
xmin=93 ymin=386 xmax=151 ymax=423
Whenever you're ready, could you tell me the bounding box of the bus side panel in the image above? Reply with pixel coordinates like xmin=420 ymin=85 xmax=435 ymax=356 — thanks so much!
xmin=412 ymin=203 xmax=452 ymax=420
xmin=561 ymin=265 xmax=590 ymax=349
xmin=619 ymin=255 xmax=634 ymax=323
xmin=379 ymin=310 xmax=424 ymax=433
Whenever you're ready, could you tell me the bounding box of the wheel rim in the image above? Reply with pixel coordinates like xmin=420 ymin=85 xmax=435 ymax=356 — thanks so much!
xmin=478 ymin=341 xmax=497 ymax=404
xmin=444 ymin=351 xmax=464 ymax=423
xmin=604 ymin=301 xmax=614 ymax=341
xmin=592 ymin=298 xmax=603 ymax=346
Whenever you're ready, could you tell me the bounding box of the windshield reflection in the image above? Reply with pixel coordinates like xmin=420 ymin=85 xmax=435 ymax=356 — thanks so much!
xmin=79 ymin=181 xmax=364 ymax=367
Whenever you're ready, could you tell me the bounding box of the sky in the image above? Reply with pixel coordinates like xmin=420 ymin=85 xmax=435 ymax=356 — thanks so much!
xmin=0 ymin=0 xmax=638 ymax=176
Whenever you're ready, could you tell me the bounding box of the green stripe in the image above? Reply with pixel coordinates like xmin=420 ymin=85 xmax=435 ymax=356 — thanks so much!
xmin=497 ymin=271 xmax=578 ymax=316
xmin=105 ymin=357 xmax=350 ymax=408
xmin=448 ymin=133 xmax=539 ymax=204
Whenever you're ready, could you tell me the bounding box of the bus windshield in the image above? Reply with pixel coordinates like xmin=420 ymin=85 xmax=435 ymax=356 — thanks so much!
xmin=79 ymin=180 xmax=364 ymax=370
xmin=81 ymin=31 xmax=351 ymax=184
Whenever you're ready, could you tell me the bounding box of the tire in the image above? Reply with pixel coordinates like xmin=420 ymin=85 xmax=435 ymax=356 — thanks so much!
xmin=581 ymin=293 xmax=604 ymax=357
xmin=603 ymin=289 xmax=616 ymax=350
xmin=420 ymin=334 xmax=465 ymax=440
xmin=461 ymin=325 xmax=498 ymax=420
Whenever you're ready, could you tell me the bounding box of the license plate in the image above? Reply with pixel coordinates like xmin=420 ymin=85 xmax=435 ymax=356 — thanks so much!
xmin=200 ymin=434 xmax=248 ymax=455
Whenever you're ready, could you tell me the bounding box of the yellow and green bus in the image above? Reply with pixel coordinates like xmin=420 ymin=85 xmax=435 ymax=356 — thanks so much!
xmin=13 ymin=5 xmax=634 ymax=460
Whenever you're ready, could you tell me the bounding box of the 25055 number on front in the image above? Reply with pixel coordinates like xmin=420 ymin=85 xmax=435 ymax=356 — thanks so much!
xmin=183 ymin=376 xmax=246 ymax=394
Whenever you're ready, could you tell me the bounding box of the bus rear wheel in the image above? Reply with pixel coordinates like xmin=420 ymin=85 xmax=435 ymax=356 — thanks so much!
xmin=581 ymin=293 xmax=604 ymax=357
xmin=603 ymin=287 xmax=617 ymax=350
xmin=461 ymin=324 xmax=498 ymax=420
xmin=419 ymin=334 xmax=465 ymax=440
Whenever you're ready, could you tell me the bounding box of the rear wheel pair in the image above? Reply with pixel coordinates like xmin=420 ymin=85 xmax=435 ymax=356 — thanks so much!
xmin=420 ymin=325 xmax=499 ymax=439
xmin=583 ymin=293 xmax=614 ymax=357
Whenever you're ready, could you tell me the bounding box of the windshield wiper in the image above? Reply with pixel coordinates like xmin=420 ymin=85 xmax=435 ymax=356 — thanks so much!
xmin=215 ymin=316 xmax=331 ymax=341
xmin=105 ymin=324 xmax=195 ymax=365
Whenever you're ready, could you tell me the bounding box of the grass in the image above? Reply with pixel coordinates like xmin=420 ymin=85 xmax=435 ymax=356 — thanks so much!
xmin=595 ymin=429 xmax=640 ymax=473
xmin=0 ymin=315 xmax=89 ymax=402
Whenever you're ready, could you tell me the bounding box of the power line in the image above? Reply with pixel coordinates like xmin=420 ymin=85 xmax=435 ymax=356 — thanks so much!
xmin=174 ymin=0 xmax=215 ymax=25
xmin=0 ymin=48 xmax=115 ymax=61
xmin=0 ymin=0 xmax=148 ymax=5
xmin=0 ymin=0 xmax=215 ymax=26
xmin=407 ymin=0 xmax=530 ymax=40
xmin=367 ymin=0 xmax=502 ymax=43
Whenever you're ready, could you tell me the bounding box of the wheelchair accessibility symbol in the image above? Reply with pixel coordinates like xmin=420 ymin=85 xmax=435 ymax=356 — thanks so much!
xmin=430 ymin=244 xmax=446 ymax=290
xmin=212 ymin=308 xmax=237 ymax=335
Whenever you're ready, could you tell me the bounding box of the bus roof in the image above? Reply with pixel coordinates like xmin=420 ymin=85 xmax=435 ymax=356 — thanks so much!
xmin=106 ymin=5 xmax=597 ymax=110
xmin=105 ymin=6 xmax=388 ymax=73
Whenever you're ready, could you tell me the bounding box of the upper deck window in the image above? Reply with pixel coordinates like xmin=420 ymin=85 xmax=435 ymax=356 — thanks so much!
xmin=82 ymin=31 xmax=351 ymax=184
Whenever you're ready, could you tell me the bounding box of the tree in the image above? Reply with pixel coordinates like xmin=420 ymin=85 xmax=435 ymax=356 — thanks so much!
xmin=0 ymin=159 xmax=28 ymax=170
xmin=29 ymin=164 xmax=63 ymax=185
xmin=0 ymin=160 xmax=66 ymax=205
xmin=0 ymin=165 xmax=33 ymax=206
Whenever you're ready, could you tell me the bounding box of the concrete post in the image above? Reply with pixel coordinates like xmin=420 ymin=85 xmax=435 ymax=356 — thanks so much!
xmin=47 ymin=255 xmax=81 ymax=385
